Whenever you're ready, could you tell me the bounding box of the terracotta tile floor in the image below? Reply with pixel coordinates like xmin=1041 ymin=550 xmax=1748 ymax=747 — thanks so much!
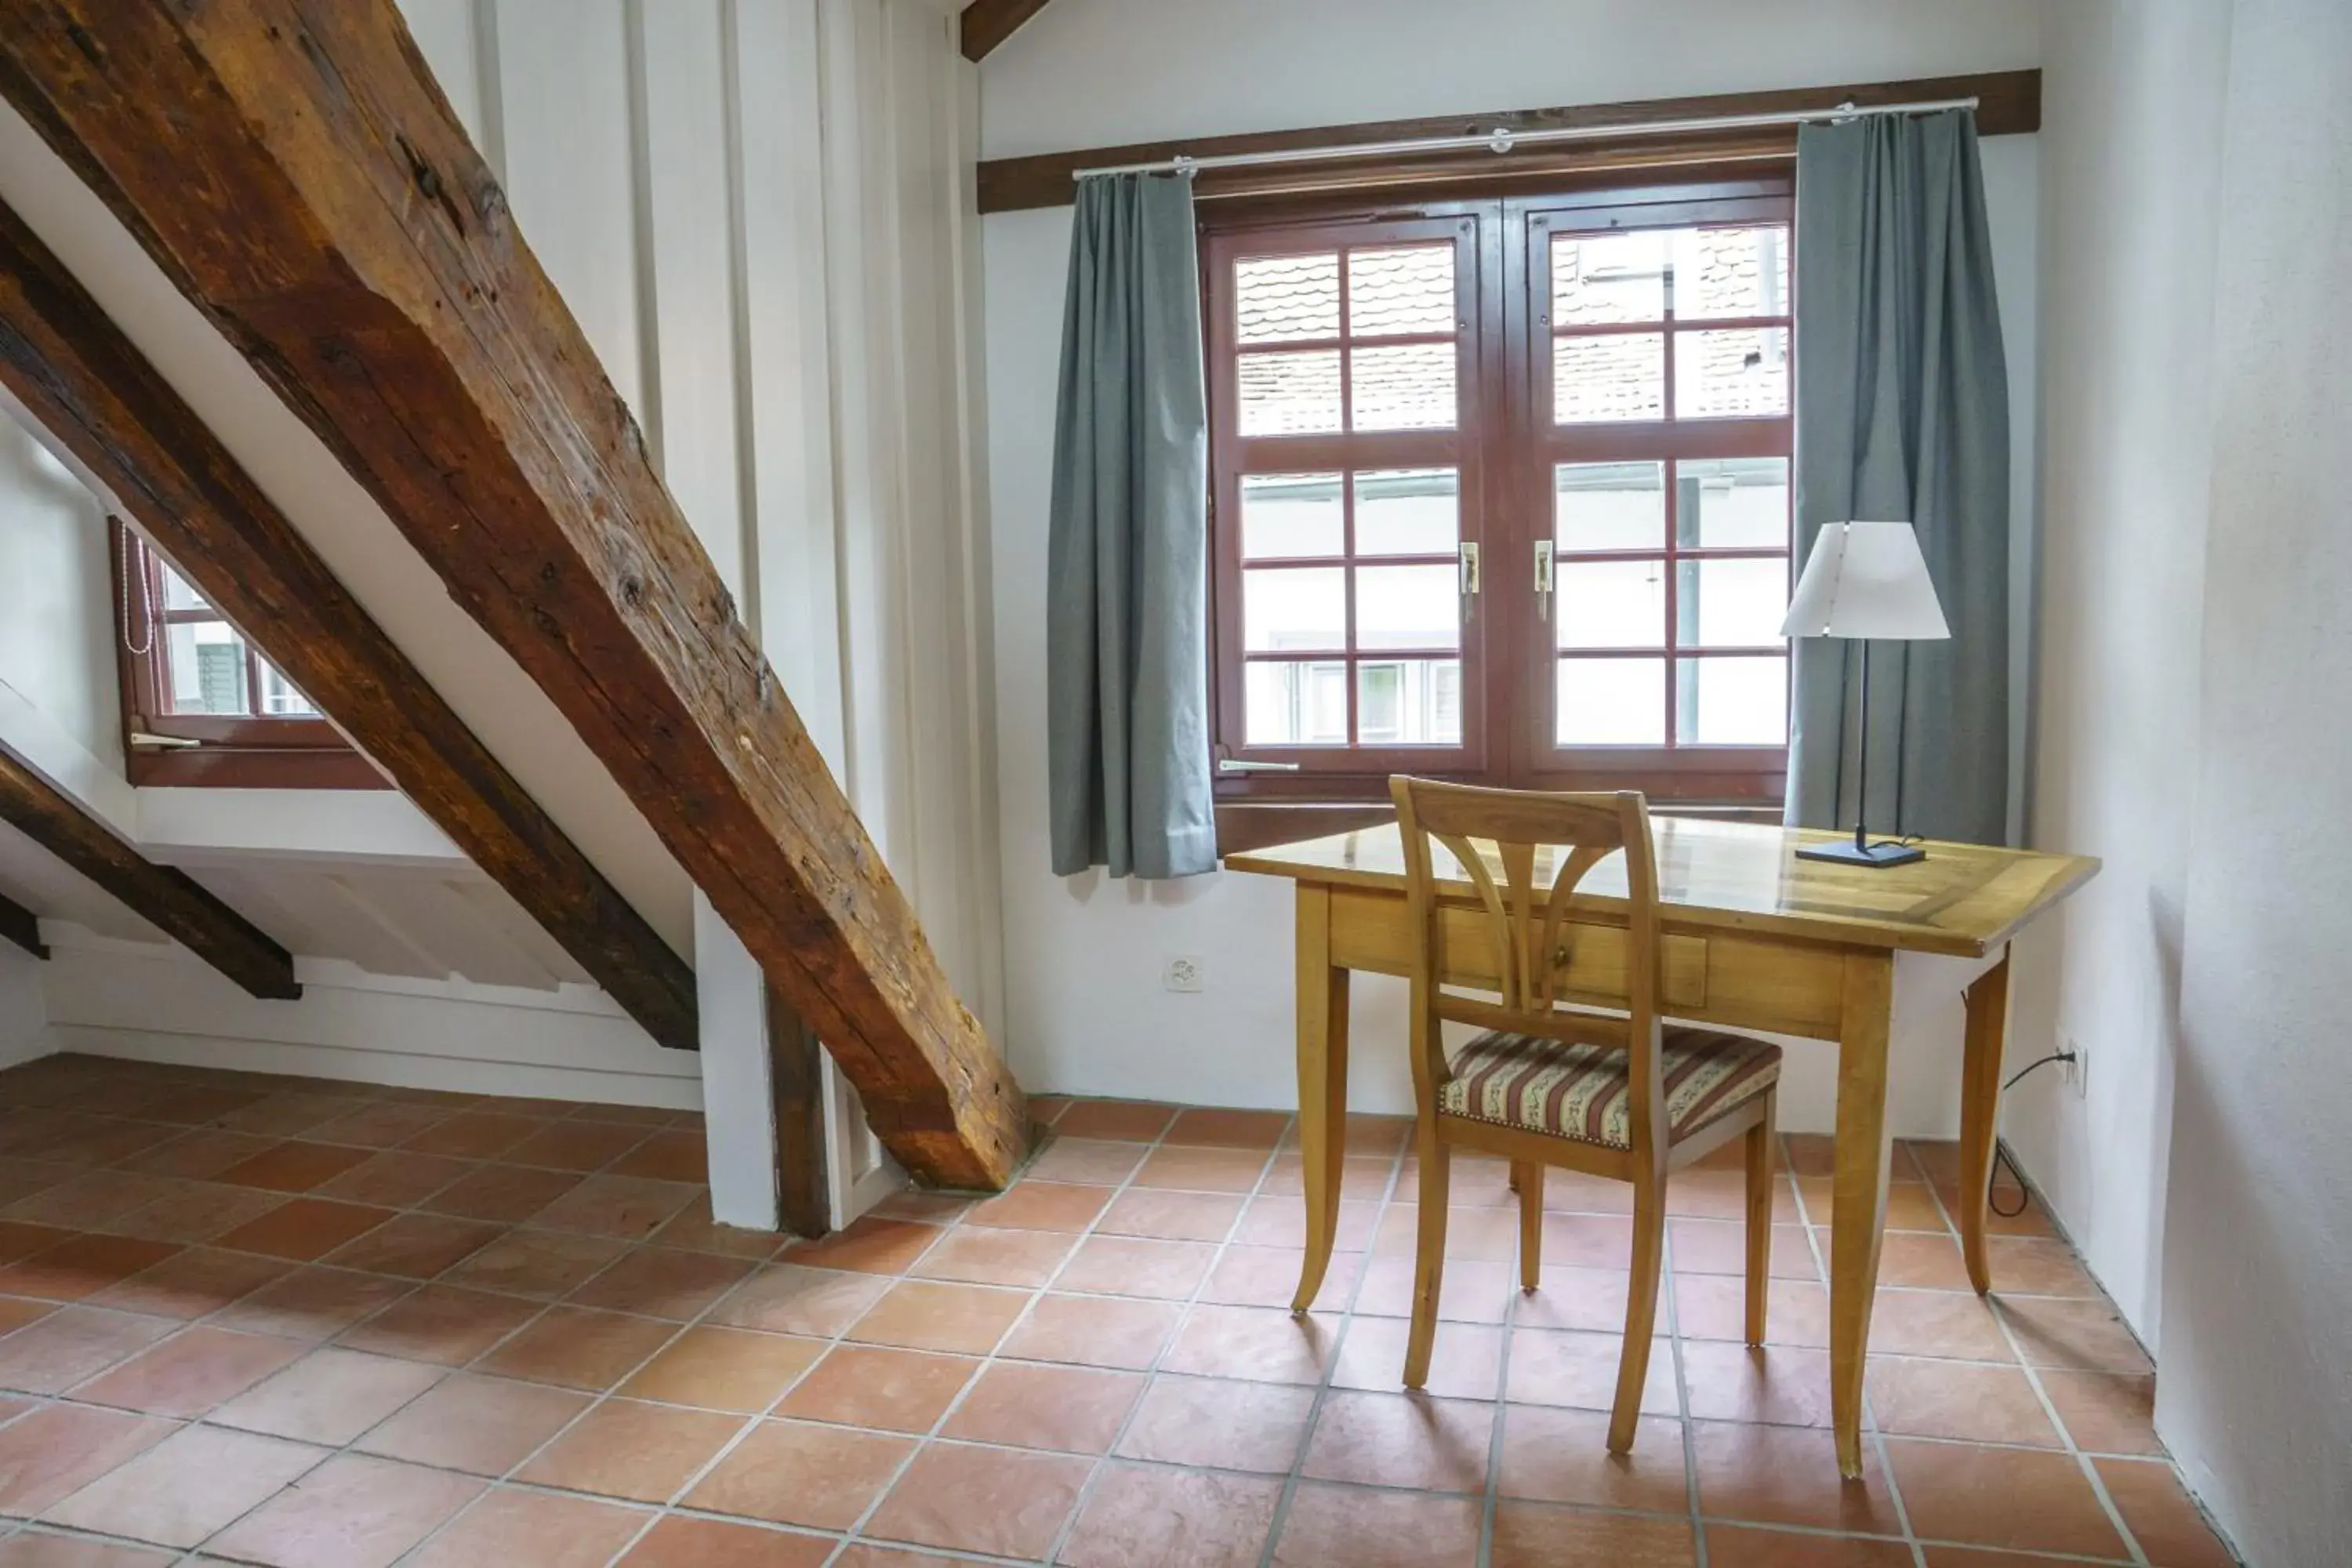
xmin=0 ymin=1055 xmax=2238 ymax=1566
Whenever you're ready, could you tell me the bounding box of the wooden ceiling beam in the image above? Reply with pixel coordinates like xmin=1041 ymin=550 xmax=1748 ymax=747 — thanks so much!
xmin=0 ymin=197 xmax=700 ymax=1054
xmin=0 ymin=0 xmax=1029 ymax=1187
xmin=0 ymin=740 xmax=298 ymax=997
xmin=960 ymin=0 xmax=1054 ymax=63
xmin=976 ymin=68 xmax=2042 ymax=213
xmin=0 ymin=886 xmax=45 ymax=960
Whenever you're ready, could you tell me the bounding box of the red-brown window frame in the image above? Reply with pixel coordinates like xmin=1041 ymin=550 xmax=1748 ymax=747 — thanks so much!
xmin=110 ymin=522 xmax=386 ymax=789
xmin=1202 ymin=173 xmax=1795 ymax=808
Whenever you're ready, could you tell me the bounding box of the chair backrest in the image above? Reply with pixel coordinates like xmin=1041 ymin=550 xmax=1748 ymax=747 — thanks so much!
xmin=1388 ymin=775 xmax=1668 ymax=1159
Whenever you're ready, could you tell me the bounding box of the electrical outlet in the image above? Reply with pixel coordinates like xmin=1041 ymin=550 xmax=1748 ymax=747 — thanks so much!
xmin=2058 ymin=1032 xmax=2089 ymax=1098
xmin=1163 ymin=956 xmax=1206 ymax=993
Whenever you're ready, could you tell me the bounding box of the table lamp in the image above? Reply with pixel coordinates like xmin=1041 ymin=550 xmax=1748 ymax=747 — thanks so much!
xmin=1780 ymin=521 xmax=1950 ymax=868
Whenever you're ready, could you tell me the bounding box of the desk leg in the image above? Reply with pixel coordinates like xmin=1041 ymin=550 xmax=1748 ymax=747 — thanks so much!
xmin=1828 ymin=950 xmax=1895 ymax=1479
xmin=1958 ymin=945 xmax=2013 ymax=1295
xmin=1290 ymin=884 xmax=1352 ymax=1315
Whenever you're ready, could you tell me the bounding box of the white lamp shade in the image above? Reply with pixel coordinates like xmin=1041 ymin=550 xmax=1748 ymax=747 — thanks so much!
xmin=1780 ymin=521 xmax=1951 ymax=641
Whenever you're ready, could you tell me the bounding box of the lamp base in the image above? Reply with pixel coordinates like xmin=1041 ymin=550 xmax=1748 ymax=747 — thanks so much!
xmin=1796 ymin=837 xmax=1926 ymax=869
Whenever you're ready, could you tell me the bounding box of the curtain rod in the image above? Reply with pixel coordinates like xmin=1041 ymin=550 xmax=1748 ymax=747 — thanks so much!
xmin=1070 ymin=96 xmax=1978 ymax=182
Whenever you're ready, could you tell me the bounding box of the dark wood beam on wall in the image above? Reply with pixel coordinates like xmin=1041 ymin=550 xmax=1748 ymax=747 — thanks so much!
xmin=768 ymin=985 xmax=833 ymax=1240
xmin=0 ymin=887 xmax=45 ymax=960
xmin=0 ymin=740 xmax=298 ymax=997
xmin=960 ymin=0 xmax=1054 ymax=63
xmin=0 ymin=0 xmax=1029 ymax=1189
xmin=0 ymin=198 xmax=700 ymax=1055
xmin=977 ymin=68 xmax=2042 ymax=213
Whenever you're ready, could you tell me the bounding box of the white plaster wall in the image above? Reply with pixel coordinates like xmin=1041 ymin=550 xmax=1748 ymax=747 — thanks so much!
xmin=0 ymin=940 xmax=51 ymax=1071
xmin=2156 ymin=0 xmax=2352 ymax=1557
xmin=981 ymin=1 xmax=2043 ymax=1130
xmin=2002 ymin=0 xmax=2231 ymax=1345
xmin=0 ymin=418 xmax=118 ymax=779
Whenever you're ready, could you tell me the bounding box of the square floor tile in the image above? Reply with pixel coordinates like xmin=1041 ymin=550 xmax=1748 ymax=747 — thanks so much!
xmin=0 ymin=1403 xmax=176 ymax=1515
xmin=1864 ymin=1356 xmax=2061 ymax=1446
xmin=1161 ymin=1303 xmax=1338 ymax=1384
xmin=420 ymin=1164 xmax=583 ymax=1225
xmin=1301 ymin=1389 xmax=1494 ymax=1492
xmin=967 ymin=1182 xmax=1116 ymax=1233
xmin=42 ymin=1424 xmax=325 ymax=1548
xmin=407 ymin=1486 xmax=652 ymax=1568
xmin=215 ymin=1142 xmax=374 ymax=1194
xmin=336 ymin=1286 xmax=539 ymax=1367
xmin=217 ymin=1199 xmax=394 ymax=1262
xmin=87 ymin=1247 xmax=289 ymax=1320
xmin=620 ymin=1325 xmax=827 ymax=1413
xmin=1271 ymin=1481 xmax=1481 ymax=1568
xmin=516 ymin=1398 xmax=745 ymax=1503
xmin=776 ymin=1218 xmax=944 ymax=1276
xmin=846 ymin=1280 xmax=1030 ymax=1356
xmin=1334 ymin=1315 xmax=1501 ymax=1402
xmin=568 ymin=1247 xmax=757 ymax=1320
xmin=213 ymin=1267 xmax=412 ymax=1342
xmin=1490 ymin=1501 xmax=1699 ymax=1566
xmin=1059 ymin=1462 xmax=1282 ymax=1568
xmin=206 ymin=1452 xmax=485 ymax=1568
xmin=1054 ymin=1235 xmax=1214 ymax=1299
xmin=529 ymin=1176 xmax=699 ymax=1240
xmin=1691 ymin=1421 xmax=1901 ymax=1534
xmin=615 ymin=1515 xmax=836 ymax=1566
xmin=321 ymin=1214 xmax=503 ymax=1279
xmin=908 ymin=1225 xmax=1075 ymax=1288
xmin=1886 ymin=1440 xmax=2126 ymax=1557
xmin=708 ymin=1264 xmax=891 ymax=1338
xmin=437 ymin=1229 xmax=629 ymax=1300
xmin=210 ymin=1348 xmax=445 ymax=1445
xmin=1002 ymin=1293 xmax=1181 ymax=1370
xmin=683 ymin=1418 xmax=911 ymax=1531
xmin=775 ymin=1344 xmax=977 ymax=1432
xmin=863 ymin=1441 xmax=1091 ymax=1559
xmin=1506 ymin=1327 xmax=1675 ymax=1415
xmin=940 ymin=1362 xmax=1142 ymax=1453
xmin=1115 ymin=1374 xmax=1316 ymax=1473
xmin=2094 ymin=1457 xmax=2237 ymax=1568
xmin=352 ymin=1373 xmax=590 ymax=1475
xmin=474 ymin=1306 xmax=677 ymax=1391
xmin=70 ymin=1326 xmax=305 ymax=1417
xmin=1499 ymin=1403 xmax=1690 ymax=1514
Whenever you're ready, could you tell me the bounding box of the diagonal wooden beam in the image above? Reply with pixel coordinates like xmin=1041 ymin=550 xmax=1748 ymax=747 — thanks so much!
xmin=0 ymin=197 xmax=699 ymax=1054
xmin=0 ymin=739 xmax=298 ymax=997
xmin=960 ymin=0 xmax=1054 ymax=62
xmin=0 ymin=886 xmax=45 ymax=960
xmin=0 ymin=0 xmax=1029 ymax=1187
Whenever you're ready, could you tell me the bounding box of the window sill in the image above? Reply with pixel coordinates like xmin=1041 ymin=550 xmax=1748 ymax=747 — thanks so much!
xmin=128 ymin=746 xmax=392 ymax=790
xmin=1215 ymin=796 xmax=1784 ymax=857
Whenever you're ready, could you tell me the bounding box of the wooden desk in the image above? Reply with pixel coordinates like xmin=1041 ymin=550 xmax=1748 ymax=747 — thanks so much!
xmin=1227 ymin=818 xmax=2097 ymax=1478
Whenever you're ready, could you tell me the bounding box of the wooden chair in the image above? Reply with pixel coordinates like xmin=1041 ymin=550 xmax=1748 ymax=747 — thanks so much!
xmin=1390 ymin=776 xmax=1784 ymax=1452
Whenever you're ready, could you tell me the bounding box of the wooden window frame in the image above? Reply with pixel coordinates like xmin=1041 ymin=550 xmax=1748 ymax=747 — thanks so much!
xmin=1202 ymin=173 xmax=1794 ymax=810
xmin=111 ymin=522 xmax=387 ymax=789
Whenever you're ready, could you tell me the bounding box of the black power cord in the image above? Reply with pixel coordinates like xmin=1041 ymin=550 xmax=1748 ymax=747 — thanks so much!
xmin=1985 ymin=1049 xmax=2078 ymax=1218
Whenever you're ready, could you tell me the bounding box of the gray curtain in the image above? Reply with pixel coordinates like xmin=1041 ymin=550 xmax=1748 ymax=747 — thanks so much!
xmin=1046 ymin=174 xmax=1215 ymax=878
xmin=1787 ymin=110 xmax=2011 ymax=845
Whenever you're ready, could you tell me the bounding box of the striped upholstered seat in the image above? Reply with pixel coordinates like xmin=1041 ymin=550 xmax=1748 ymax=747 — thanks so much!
xmin=1439 ymin=1027 xmax=1782 ymax=1150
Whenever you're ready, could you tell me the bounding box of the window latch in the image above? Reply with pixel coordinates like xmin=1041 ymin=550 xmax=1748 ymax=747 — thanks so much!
xmin=129 ymin=731 xmax=202 ymax=751
xmin=1458 ymin=542 xmax=1479 ymax=597
xmin=1217 ymin=757 xmax=1301 ymax=774
xmin=1533 ymin=539 xmax=1554 ymax=621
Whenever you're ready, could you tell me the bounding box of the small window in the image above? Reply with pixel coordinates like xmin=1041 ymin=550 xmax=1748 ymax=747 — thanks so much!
xmin=112 ymin=522 xmax=384 ymax=788
xmin=1204 ymin=179 xmax=1794 ymax=804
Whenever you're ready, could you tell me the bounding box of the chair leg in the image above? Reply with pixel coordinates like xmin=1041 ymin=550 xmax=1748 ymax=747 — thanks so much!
xmin=1403 ymin=1124 xmax=1453 ymax=1389
xmin=1514 ymin=1161 xmax=1544 ymax=1292
xmin=1744 ymin=1091 xmax=1778 ymax=1348
xmin=1608 ymin=1173 xmax=1667 ymax=1453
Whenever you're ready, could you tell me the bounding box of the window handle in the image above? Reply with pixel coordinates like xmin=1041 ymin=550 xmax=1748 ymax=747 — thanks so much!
xmin=1217 ymin=757 xmax=1301 ymax=774
xmin=129 ymin=731 xmax=202 ymax=751
xmin=1458 ymin=542 xmax=1479 ymax=598
xmin=1534 ymin=539 xmax=1554 ymax=621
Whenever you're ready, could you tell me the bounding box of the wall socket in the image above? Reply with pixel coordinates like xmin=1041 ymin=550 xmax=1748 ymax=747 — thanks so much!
xmin=2060 ymin=1032 xmax=2089 ymax=1098
xmin=1163 ymin=956 xmax=1206 ymax=993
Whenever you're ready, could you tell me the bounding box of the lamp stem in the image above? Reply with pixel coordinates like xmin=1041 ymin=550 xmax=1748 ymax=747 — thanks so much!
xmin=1854 ymin=639 xmax=1871 ymax=854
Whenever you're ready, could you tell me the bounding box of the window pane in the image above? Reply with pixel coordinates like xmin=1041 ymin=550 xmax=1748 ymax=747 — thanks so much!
xmin=1246 ymin=659 xmax=1349 ymax=746
xmin=257 ymin=660 xmax=319 ymax=717
xmin=1236 ymin=252 xmax=1338 ymax=343
xmin=1355 ymin=564 xmax=1458 ymax=652
xmin=1243 ymin=566 xmax=1345 ymax=652
xmin=1674 ymin=327 xmax=1789 ymax=418
xmin=1555 ymin=462 xmax=1664 ymax=552
xmin=161 ymin=564 xmax=210 ymax=612
xmin=1558 ymin=657 xmax=1664 ymax=745
xmin=1554 ymin=332 xmax=1664 ymax=423
xmin=1675 ymin=558 xmax=1789 ymax=648
xmin=1350 ymin=342 xmax=1455 ymax=430
xmin=1551 ymin=230 xmax=1666 ymax=325
xmin=1348 ymin=245 xmax=1454 ymax=337
xmin=1356 ymin=468 xmax=1457 ymax=555
xmin=1238 ymin=349 xmax=1343 ymax=436
xmin=1358 ymin=660 xmax=1461 ymax=745
xmin=1555 ymin=560 xmax=1664 ymax=650
xmin=165 ymin=620 xmax=249 ymax=714
xmin=1671 ymin=225 xmax=1789 ymax=321
xmin=1241 ymin=473 xmax=1343 ymax=559
xmin=1679 ymin=457 xmax=1789 ymax=548
xmin=1676 ymin=655 xmax=1788 ymax=745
